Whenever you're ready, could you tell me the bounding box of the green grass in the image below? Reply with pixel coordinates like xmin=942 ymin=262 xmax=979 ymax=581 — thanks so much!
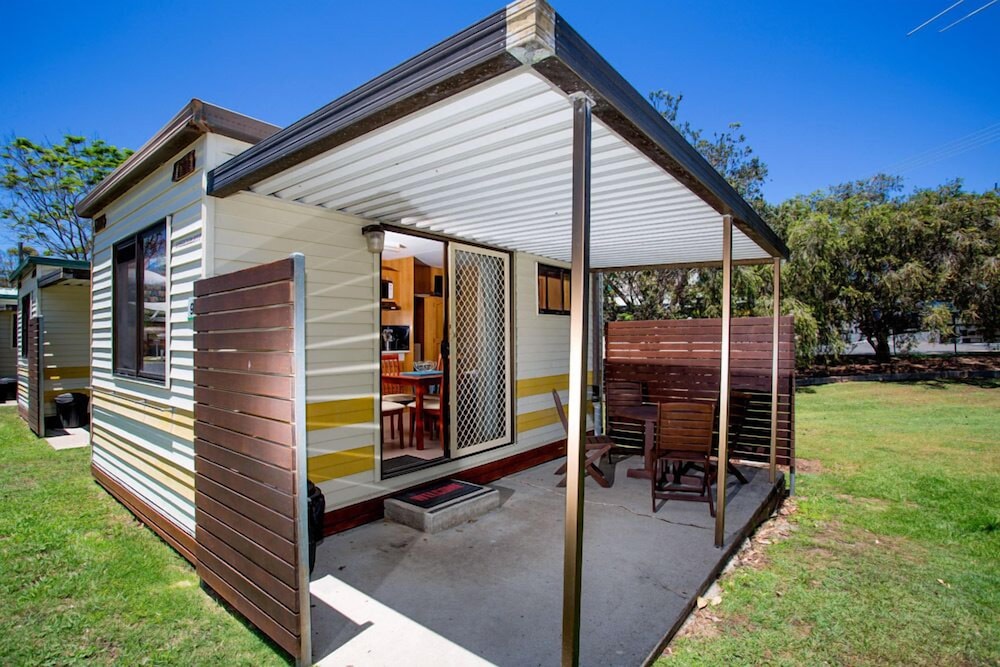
xmin=0 ymin=408 xmax=288 ymax=666
xmin=659 ymin=379 xmax=1000 ymax=666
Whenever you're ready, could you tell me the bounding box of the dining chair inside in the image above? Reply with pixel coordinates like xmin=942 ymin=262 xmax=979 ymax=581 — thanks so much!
xmin=381 ymin=354 xmax=416 ymax=405
xmin=409 ymin=396 xmax=444 ymax=447
xmin=551 ymin=390 xmax=613 ymax=488
xmin=652 ymin=401 xmax=718 ymax=516
xmin=381 ymin=401 xmax=406 ymax=449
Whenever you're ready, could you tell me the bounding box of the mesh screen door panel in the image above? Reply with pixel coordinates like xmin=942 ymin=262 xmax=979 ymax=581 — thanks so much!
xmin=448 ymin=244 xmax=512 ymax=457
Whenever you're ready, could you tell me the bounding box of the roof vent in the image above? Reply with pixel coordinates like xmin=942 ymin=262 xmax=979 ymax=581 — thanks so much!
xmin=94 ymin=215 xmax=107 ymax=233
xmin=172 ymin=150 xmax=196 ymax=182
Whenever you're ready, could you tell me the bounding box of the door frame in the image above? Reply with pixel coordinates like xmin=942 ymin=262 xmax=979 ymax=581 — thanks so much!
xmin=447 ymin=242 xmax=514 ymax=459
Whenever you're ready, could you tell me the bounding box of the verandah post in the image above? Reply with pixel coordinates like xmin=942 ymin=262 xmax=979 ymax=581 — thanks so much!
xmin=770 ymin=257 xmax=780 ymax=484
xmin=562 ymin=92 xmax=592 ymax=667
xmin=714 ymin=215 xmax=734 ymax=548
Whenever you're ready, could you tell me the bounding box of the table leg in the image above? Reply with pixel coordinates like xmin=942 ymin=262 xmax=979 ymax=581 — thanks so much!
xmin=414 ymin=385 xmax=425 ymax=451
xmin=627 ymin=419 xmax=654 ymax=480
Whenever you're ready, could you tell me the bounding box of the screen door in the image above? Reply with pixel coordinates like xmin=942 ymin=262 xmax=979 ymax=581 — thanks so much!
xmin=448 ymin=243 xmax=512 ymax=458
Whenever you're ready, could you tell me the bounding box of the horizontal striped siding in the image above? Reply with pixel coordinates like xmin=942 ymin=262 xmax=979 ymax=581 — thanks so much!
xmin=0 ymin=311 xmax=16 ymax=378
xmin=90 ymin=136 xmax=213 ymax=536
xmin=41 ymin=285 xmax=91 ymax=417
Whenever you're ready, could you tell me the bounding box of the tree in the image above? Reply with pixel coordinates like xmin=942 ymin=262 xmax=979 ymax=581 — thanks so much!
xmin=0 ymin=245 xmax=39 ymax=287
xmin=1 ymin=135 xmax=132 ymax=261
xmin=603 ymin=91 xmax=772 ymax=328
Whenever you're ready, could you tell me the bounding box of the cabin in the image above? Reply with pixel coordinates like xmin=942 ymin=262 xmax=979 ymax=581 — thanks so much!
xmin=0 ymin=287 xmax=18 ymax=386
xmin=10 ymin=257 xmax=92 ymax=436
xmin=76 ymin=1 xmax=791 ymax=663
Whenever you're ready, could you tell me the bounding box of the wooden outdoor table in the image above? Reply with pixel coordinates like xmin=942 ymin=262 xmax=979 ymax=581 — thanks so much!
xmin=613 ymin=404 xmax=658 ymax=480
xmin=382 ymin=371 xmax=443 ymax=451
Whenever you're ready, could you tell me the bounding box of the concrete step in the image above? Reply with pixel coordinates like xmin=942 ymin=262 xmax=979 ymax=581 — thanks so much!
xmin=384 ymin=480 xmax=500 ymax=533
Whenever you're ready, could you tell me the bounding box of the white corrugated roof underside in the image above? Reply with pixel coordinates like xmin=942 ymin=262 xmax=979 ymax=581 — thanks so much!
xmin=251 ymin=68 xmax=772 ymax=269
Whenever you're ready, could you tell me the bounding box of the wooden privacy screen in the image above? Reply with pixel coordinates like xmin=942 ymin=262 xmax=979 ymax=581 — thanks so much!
xmin=25 ymin=317 xmax=43 ymax=435
xmin=192 ymin=256 xmax=309 ymax=663
xmin=604 ymin=316 xmax=795 ymax=466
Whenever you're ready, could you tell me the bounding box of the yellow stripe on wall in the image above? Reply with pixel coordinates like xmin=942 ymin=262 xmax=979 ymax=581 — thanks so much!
xmin=308 ymin=445 xmax=375 ymax=482
xmin=306 ymin=397 xmax=374 ymax=431
xmin=92 ymin=424 xmax=195 ymax=501
xmin=516 ymin=402 xmax=594 ymax=434
xmin=516 ymin=372 xmax=594 ymax=398
xmin=44 ymin=365 xmax=91 ymax=380
xmin=92 ymin=391 xmax=194 ymax=440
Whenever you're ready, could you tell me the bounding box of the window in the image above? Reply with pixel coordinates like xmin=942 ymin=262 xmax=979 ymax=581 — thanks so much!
xmin=19 ymin=294 xmax=30 ymax=357
xmin=537 ymin=263 xmax=570 ymax=315
xmin=114 ymin=220 xmax=167 ymax=381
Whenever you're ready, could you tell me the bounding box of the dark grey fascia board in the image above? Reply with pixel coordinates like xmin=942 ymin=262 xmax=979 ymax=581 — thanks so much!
xmin=77 ymin=99 xmax=280 ymax=218
xmin=38 ymin=267 xmax=92 ymax=289
xmin=207 ymin=9 xmax=514 ymax=198
xmin=207 ymin=0 xmax=788 ymax=259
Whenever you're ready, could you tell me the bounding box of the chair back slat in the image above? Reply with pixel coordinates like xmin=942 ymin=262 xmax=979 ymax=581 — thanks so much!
xmin=382 ymin=354 xmax=404 ymax=395
xmin=605 ymin=381 xmax=643 ymax=413
xmin=656 ymin=401 xmax=716 ymax=455
xmin=551 ymin=389 xmax=569 ymax=433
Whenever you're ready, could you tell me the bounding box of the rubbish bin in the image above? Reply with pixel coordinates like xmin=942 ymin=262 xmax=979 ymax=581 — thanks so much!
xmin=0 ymin=377 xmax=15 ymax=402
xmin=307 ymin=480 xmax=326 ymax=574
xmin=54 ymin=392 xmax=89 ymax=429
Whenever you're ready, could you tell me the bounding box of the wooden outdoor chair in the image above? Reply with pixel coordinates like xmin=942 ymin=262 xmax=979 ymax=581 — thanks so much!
xmin=381 ymin=354 xmax=415 ymax=405
xmin=604 ymin=380 xmax=645 ymax=461
xmin=652 ymin=401 xmax=717 ymax=516
xmin=552 ymin=390 xmax=613 ymax=488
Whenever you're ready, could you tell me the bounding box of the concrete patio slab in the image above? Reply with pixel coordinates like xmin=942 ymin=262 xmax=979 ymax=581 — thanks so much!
xmin=44 ymin=426 xmax=90 ymax=450
xmin=310 ymin=457 xmax=783 ymax=666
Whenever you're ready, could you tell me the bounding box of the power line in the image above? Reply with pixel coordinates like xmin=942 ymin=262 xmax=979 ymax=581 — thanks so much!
xmin=939 ymin=0 xmax=998 ymax=31
xmin=907 ymin=0 xmax=965 ymax=35
xmin=880 ymin=121 xmax=1000 ymax=175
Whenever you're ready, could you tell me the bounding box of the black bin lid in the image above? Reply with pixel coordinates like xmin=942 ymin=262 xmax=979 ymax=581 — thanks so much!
xmin=54 ymin=393 xmax=74 ymax=404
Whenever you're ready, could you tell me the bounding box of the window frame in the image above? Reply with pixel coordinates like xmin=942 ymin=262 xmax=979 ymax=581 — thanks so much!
xmin=19 ymin=293 xmax=30 ymax=358
xmin=113 ymin=219 xmax=168 ymax=383
xmin=537 ymin=263 xmax=571 ymax=316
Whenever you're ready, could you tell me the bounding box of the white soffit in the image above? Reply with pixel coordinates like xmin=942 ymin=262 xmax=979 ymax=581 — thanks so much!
xmin=251 ymin=69 xmax=772 ymax=268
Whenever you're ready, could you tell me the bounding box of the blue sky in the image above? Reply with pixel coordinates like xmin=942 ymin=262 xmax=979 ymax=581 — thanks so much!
xmin=2 ymin=1 xmax=997 ymax=205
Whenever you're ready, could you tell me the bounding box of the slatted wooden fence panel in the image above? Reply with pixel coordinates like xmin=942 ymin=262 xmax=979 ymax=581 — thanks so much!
xmin=193 ymin=257 xmax=308 ymax=662
xmin=605 ymin=316 xmax=795 ymax=466
xmin=26 ymin=317 xmax=43 ymax=435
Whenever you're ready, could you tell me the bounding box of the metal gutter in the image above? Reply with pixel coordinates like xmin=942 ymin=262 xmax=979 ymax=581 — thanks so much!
xmin=76 ymin=99 xmax=280 ymax=218
xmin=8 ymin=256 xmax=90 ymax=284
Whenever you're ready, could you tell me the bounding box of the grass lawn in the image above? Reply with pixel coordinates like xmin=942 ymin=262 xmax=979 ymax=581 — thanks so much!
xmin=0 ymin=407 xmax=287 ymax=666
xmin=660 ymin=380 xmax=1000 ymax=666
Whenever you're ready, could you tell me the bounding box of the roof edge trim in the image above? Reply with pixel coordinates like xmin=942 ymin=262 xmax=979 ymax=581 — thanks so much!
xmin=76 ymin=99 xmax=280 ymax=218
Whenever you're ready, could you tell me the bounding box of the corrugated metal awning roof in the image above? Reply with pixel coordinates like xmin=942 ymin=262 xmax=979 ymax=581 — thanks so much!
xmin=208 ymin=0 xmax=788 ymax=268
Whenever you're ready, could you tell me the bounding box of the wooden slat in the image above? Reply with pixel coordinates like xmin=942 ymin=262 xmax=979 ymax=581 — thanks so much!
xmin=194 ymin=257 xmax=294 ymax=298
xmin=194 ymin=384 xmax=293 ymax=422
xmin=194 ymin=304 xmax=294 ymax=333
xmin=195 ymin=403 xmax=294 ymax=447
xmin=195 ymin=437 xmax=294 ymax=492
xmin=194 ymin=369 xmax=292 ymax=399
xmin=194 ymin=351 xmax=294 ymax=377
xmin=195 ymin=456 xmax=294 ymax=517
xmin=194 ymin=330 xmax=293 ymax=353
xmin=197 ymin=528 xmax=298 ymax=610
xmin=196 ymin=562 xmax=299 ymax=656
xmin=194 ymin=422 xmax=294 ymax=469
xmin=193 ymin=282 xmax=292 ymax=315
xmin=196 ymin=493 xmax=295 ymax=563
xmin=196 ymin=474 xmax=296 ymax=542
xmin=197 ymin=513 xmax=296 ymax=587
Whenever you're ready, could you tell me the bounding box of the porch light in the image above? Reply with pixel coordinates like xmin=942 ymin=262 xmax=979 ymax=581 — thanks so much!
xmin=362 ymin=224 xmax=385 ymax=254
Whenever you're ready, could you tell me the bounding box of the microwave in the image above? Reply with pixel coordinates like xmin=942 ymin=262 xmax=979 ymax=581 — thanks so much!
xmin=380 ymin=279 xmax=394 ymax=300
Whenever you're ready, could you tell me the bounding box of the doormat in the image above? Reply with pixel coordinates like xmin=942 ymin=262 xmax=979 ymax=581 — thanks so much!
xmin=394 ymin=479 xmax=484 ymax=510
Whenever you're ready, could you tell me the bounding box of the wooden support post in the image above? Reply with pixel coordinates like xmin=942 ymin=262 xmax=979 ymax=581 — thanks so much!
xmin=714 ymin=215 xmax=733 ymax=548
xmin=561 ymin=92 xmax=592 ymax=667
xmin=769 ymin=258 xmax=780 ymax=484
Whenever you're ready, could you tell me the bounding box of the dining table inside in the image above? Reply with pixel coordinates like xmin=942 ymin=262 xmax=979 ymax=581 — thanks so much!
xmin=381 ymin=370 xmax=443 ymax=451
